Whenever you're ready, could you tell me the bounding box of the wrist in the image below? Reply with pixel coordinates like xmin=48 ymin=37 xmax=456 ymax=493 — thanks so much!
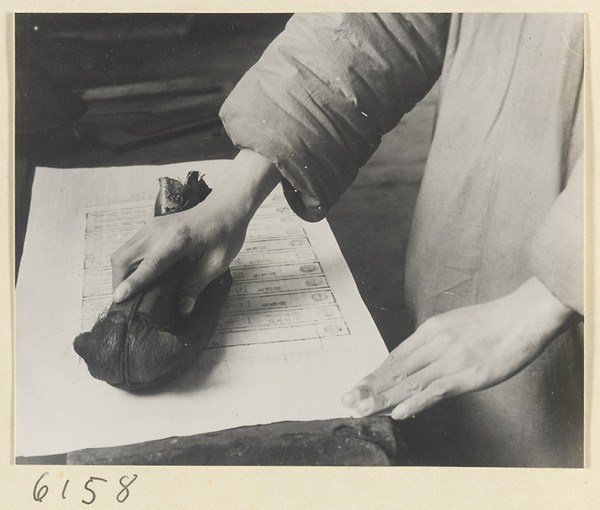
xmin=214 ymin=149 xmax=281 ymax=220
xmin=510 ymin=277 xmax=573 ymax=348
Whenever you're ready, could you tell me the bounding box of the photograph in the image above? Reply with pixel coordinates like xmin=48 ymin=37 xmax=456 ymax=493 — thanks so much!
xmin=13 ymin=10 xmax=584 ymax=473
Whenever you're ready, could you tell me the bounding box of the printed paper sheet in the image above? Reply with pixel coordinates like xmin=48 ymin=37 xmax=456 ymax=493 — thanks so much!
xmin=16 ymin=161 xmax=389 ymax=457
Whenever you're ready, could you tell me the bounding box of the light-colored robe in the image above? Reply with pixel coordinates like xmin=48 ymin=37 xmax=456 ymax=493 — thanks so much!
xmin=220 ymin=13 xmax=584 ymax=467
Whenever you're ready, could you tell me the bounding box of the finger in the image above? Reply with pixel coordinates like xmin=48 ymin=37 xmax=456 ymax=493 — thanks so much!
xmin=342 ymin=319 xmax=450 ymax=409
xmin=390 ymin=320 xmax=436 ymax=360
xmin=110 ymin=216 xmax=165 ymax=290
xmin=111 ymin=237 xmax=147 ymax=291
xmin=341 ymin=336 xmax=436 ymax=409
xmin=110 ymin=221 xmax=155 ymax=287
xmin=113 ymin=235 xmax=190 ymax=302
xmin=390 ymin=374 xmax=465 ymax=420
xmin=177 ymin=254 xmax=227 ymax=315
xmin=352 ymin=362 xmax=442 ymax=416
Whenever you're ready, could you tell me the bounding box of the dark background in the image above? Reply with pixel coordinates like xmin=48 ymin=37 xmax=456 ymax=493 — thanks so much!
xmin=14 ymin=12 xmax=436 ymax=366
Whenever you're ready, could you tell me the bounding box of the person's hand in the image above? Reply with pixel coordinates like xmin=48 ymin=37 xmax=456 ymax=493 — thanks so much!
xmin=111 ymin=195 xmax=245 ymax=315
xmin=342 ymin=277 xmax=574 ymax=419
xmin=111 ymin=149 xmax=281 ymax=315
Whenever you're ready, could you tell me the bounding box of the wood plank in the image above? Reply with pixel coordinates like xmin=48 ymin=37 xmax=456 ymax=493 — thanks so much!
xmin=64 ymin=417 xmax=409 ymax=466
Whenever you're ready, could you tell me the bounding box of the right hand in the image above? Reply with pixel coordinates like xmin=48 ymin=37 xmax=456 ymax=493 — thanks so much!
xmin=111 ymin=192 xmax=248 ymax=315
xmin=111 ymin=149 xmax=281 ymax=315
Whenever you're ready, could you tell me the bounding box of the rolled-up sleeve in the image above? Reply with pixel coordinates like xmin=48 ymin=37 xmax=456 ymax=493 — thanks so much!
xmin=220 ymin=13 xmax=450 ymax=221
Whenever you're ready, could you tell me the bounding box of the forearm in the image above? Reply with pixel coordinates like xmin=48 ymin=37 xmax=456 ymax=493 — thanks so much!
xmin=212 ymin=149 xmax=282 ymax=223
xmin=530 ymin=156 xmax=584 ymax=315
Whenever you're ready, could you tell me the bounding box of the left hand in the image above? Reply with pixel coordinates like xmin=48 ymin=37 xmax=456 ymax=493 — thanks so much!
xmin=341 ymin=277 xmax=574 ymax=420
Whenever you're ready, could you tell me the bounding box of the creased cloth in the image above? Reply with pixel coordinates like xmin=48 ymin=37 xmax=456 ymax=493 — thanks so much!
xmin=220 ymin=13 xmax=584 ymax=466
xmin=221 ymin=13 xmax=450 ymax=221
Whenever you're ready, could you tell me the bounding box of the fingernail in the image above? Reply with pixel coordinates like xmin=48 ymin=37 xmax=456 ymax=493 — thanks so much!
xmin=391 ymin=407 xmax=408 ymax=420
xmin=355 ymin=397 xmax=375 ymax=416
xmin=341 ymin=385 xmax=371 ymax=408
xmin=113 ymin=283 xmax=129 ymax=302
xmin=341 ymin=391 xmax=358 ymax=408
xmin=179 ymin=297 xmax=195 ymax=315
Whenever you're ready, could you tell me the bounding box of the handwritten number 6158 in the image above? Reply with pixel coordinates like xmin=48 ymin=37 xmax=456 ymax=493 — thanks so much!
xmin=33 ymin=472 xmax=138 ymax=504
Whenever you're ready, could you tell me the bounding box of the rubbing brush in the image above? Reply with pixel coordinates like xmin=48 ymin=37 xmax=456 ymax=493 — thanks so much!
xmin=74 ymin=171 xmax=232 ymax=391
